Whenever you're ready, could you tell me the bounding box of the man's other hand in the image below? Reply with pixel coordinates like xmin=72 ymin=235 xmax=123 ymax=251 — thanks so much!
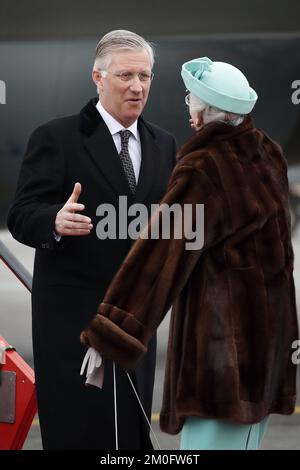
xmin=54 ymin=182 xmax=93 ymax=236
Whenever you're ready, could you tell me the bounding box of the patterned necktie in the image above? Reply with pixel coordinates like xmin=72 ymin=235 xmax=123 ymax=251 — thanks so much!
xmin=118 ymin=130 xmax=136 ymax=194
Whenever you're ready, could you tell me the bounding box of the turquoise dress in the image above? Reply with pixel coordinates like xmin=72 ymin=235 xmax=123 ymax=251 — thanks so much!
xmin=181 ymin=416 xmax=269 ymax=450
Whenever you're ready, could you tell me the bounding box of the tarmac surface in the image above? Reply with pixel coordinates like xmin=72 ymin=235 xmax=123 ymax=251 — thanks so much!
xmin=1 ymin=228 xmax=300 ymax=450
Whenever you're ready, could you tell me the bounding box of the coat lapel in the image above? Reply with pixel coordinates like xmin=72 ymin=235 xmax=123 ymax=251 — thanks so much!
xmin=80 ymin=99 xmax=160 ymax=203
xmin=80 ymin=98 xmax=133 ymax=200
xmin=135 ymin=117 xmax=160 ymax=203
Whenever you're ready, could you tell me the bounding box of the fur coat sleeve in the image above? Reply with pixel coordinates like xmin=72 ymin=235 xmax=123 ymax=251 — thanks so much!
xmin=80 ymin=161 xmax=227 ymax=370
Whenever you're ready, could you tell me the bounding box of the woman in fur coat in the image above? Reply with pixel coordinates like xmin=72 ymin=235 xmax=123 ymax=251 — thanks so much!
xmin=80 ymin=57 xmax=298 ymax=450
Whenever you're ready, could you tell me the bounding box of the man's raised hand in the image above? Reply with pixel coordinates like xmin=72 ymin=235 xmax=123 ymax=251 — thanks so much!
xmin=54 ymin=182 xmax=93 ymax=236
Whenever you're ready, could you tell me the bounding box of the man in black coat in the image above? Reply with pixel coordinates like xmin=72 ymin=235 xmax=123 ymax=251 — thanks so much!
xmin=7 ymin=30 xmax=176 ymax=450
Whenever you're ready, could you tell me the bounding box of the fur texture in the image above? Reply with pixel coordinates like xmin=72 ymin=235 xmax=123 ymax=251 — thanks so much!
xmin=81 ymin=116 xmax=298 ymax=434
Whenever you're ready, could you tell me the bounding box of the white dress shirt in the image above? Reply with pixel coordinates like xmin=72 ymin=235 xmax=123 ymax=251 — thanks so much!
xmin=96 ymin=100 xmax=142 ymax=183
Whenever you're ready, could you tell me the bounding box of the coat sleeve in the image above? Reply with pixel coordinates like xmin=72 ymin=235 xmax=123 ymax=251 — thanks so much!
xmin=81 ymin=162 xmax=227 ymax=370
xmin=7 ymin=125 xmax=65 ymax=249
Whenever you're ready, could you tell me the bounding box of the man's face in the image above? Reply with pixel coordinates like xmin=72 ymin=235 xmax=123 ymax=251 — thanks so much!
xmin=93 ymin=49 xmax=152 ymax=128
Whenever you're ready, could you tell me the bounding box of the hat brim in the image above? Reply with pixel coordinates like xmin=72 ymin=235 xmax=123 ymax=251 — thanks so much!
xmin=182 ymin=67 xmax=258 ymax=114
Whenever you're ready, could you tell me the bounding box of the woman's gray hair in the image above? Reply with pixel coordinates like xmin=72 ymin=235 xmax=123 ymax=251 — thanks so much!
xmin=93 ymin=30 xmax=155 ymax=71
xmin=189 ymin=93 xmax=244 ymax=126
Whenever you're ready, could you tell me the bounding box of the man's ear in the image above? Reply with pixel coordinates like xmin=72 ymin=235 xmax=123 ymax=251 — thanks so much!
xmin=92 ymin=70 xmax=103 ymax=92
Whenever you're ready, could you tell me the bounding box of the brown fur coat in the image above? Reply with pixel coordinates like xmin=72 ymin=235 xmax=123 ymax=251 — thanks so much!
xmin=81 ymin=116 xmax=298 ymax=434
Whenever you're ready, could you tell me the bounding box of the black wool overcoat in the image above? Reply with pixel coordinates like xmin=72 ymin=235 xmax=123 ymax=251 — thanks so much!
xmin=7 ymin=98 xmax=176 ymax=449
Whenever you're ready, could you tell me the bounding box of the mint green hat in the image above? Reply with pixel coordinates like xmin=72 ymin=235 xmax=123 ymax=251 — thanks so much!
xmin=181 ymin=57 xmax=257 ymax=114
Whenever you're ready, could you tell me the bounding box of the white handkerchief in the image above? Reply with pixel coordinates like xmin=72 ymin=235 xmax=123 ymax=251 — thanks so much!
xmin=80 ymin=347 xmax=104 ymax=389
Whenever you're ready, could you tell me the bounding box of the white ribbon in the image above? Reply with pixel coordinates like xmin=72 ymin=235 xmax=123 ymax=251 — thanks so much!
xmin=79 ymin=348 xmax=161 ymax=449
xmin=80 ymin=347 xmax=104 ymax=389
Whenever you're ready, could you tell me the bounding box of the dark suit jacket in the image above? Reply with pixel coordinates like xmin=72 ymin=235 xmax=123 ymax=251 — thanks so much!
xmin=7 ymin=98 xmax=176 ymax=449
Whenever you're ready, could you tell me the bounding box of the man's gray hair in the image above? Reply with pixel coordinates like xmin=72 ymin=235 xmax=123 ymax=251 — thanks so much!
xmin=93 ymin=30 xmax=155 ymax=71
xmin=189 ymin=93 xmax=244 ymax=127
